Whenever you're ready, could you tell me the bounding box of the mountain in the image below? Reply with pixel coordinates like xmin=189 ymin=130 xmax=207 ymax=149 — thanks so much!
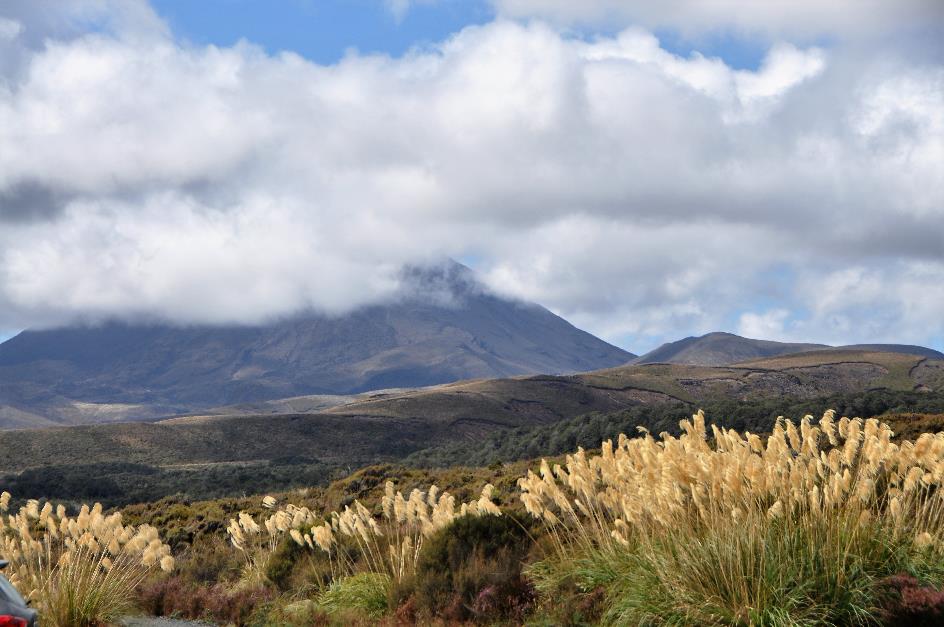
xmin=634 ymin=332 xmax=943 ymax=366
xmin=0 ymin=261 xmax=633 ymax=426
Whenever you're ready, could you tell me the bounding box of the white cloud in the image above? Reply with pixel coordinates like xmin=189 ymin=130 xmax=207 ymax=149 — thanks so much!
xmin=0 ymin=17 xmax=22 ymax=41
xmin=0 ymin=2 xmax=941 ymax=352
xmin=492 ymin=0 xmax=944 ymax=40
xmin=737 ymin=309 xmax=790 ymax=340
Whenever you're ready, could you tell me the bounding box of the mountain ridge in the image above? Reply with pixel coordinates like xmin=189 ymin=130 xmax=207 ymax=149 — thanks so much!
xmin=0 ymin=261 xmax=633 ymax=427
xmin=635 ymin=331 xmax=943 ymax=366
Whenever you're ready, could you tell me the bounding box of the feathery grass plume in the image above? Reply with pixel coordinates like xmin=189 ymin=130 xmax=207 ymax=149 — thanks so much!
xmin=0 ymin=493 xmax=174 ymax=627
xmin=226 ymin=495 xmax=318 ymax=586
xmin=519 ymin=410 xmax=944 ymax=625
xmin=285 ymin=482 xmax=500 ymax=588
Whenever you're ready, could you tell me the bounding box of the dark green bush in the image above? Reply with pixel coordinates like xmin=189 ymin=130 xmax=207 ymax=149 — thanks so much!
xmin=265 ymin=535 xmax=308 ymax=590
xmin=407 ymin=513 xmax=536 ymax=621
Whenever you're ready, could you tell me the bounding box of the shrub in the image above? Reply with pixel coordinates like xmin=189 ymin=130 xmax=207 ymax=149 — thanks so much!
xmin=0 ymin=494 xmax=174 ymax=627
xmin=876 ymin=574 xmax=944 ymax=626
xmin=253 ymin=599 xmax=329 ymax=626
xmin=174 ymin=534 xmax=240 ymax=584
xmin=519 ymin=410 xmax=944 ymax=625
xmin=410 ymin=513 xmax=535 ymax=621
xmin=137 ymin=576 xmax=274 ymax=625
xmin=264 ymin=534 xmax=308 ymax=590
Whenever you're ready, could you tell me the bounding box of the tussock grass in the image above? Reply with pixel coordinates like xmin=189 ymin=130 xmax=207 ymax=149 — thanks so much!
xmin=0 ymin=492 xmax=174 ymax=627
xmin=519 ymin=410 xmax=944 ymax=625
xmin=286 ymin=481 xmax=500 ymax=584
xmin=227 ymin=481 xmax=502 ymax=617
xmin=316 ymin=572 xmax=391 ymax=619
xmin=226 ymin=497 xmax=318 ymax=586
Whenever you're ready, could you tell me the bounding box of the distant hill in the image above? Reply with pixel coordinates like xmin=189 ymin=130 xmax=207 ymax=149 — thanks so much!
xmin=0 ymin=261 xmax=633 ymax=427
xmin=634 ymin=332 xmax=943 ymax=366
xmin=313 ymin=349 xmax=944 ymax=429
xmin=841 ymin=344 xmax=944 ymax=360
xmin=634 ymin=332 xmax=826 ymax=366
xmin=1 ymin=349 xmax=942 ymax=506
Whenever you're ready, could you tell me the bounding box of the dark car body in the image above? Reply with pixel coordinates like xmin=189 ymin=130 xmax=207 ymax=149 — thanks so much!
xmin=0 ymin=561 xmax=37 ymax=627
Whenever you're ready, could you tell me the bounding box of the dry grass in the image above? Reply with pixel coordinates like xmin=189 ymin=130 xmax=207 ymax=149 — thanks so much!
xmin=226 ymin=497 xmax=319 ymax=586
xmin=285 ymin=482 xmax=500 ymax=583
xmin=0 ymin=493 xmax=174 ymax=626
xmin=519 ymin=410 xmax=944 ymax=625
xmin=227 ymin=481 xmax=501 ymax=619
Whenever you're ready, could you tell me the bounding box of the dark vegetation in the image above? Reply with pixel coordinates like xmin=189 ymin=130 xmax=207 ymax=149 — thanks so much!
xmin=4 ymin=389 xmax=943 ymax=509
xmin=0 ymin=459 xmax=338 ymax=509
xmin=405 ymin=389 xmax=944 ymax=467
xmin=404 ymin=513 xmax=537 ymax=622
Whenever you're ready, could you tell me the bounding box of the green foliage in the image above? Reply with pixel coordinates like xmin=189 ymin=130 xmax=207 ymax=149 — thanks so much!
xmin=250 ymin=599 xmax=328 ymax=626
xmin=317 ymin=573 xmax=391 ymax=619
xmin=529 ymin=515 xmax=934 ymax=627
xmin=265 ymin=535 xmax=308 ymax=591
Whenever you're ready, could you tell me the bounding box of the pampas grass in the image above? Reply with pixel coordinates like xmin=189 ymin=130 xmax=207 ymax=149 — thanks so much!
xmin=226 ymin=497 xmax=318 ymax=586
xmin=519 ymin=410 xmax=944 ymax=625
xmin=0 ymin=494 xmax=174 ymax=627
xmin=227 ymin=481 xmax=502 ymax=617
xmin=298 ymin=481 xmax=501 ymax=585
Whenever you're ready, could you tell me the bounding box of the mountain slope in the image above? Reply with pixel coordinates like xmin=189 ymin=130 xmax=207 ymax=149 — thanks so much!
xmin=0 ymin=262 xmax=633 ymax=426
xmin=635 ymin=332 xmax=943 ymax=366
xmin=841 ymin=344 xmax=944 ymax=360
xmin=634 ymin=332 xmax=827 ymax=366
xmin=1 ymin=350 xmax=941 ymax=498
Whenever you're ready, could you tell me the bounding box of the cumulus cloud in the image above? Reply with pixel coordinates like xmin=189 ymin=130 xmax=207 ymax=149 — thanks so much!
xmin=0 ymin=1 xmax=941 ymax=352
xmin=492 ymin=0 xmax=944 ymax=41
xmin=737 ymin=309 xmax=790 ymax=341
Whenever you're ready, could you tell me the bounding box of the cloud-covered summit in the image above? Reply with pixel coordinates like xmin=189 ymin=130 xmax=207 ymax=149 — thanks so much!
xmin=0 ymin=1 xmax=941 ymax=352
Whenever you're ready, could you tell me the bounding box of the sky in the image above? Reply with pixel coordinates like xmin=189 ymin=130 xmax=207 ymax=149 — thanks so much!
xmin=0 ymin=0 xmax=942 ymax=353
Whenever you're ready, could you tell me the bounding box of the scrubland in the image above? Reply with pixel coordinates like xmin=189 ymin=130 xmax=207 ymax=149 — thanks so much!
xmin=4 ymin=409 xmax=944 ymax=625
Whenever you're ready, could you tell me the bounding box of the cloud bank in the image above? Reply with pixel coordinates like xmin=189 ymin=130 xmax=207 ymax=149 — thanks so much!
xmin=0 ymin=1 xmax=941 ymax=351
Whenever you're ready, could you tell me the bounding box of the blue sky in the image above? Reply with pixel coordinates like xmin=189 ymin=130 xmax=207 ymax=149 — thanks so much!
xmin=151 ymin=0 xmax=493 ymax=63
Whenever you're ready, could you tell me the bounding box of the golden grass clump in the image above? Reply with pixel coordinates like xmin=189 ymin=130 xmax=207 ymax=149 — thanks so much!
xmin=294 ymin=481 xmax=500 ymax=583
xmin=519 ymin=410 xmax=944 ymax=624
xmin=0 ymin=493 xmax=174 ymax=627
xmin=226 ymin=497 xmax=319 ymax=584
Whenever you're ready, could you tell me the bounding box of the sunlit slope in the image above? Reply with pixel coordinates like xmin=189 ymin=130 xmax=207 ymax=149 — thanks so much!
xmin=634 ymin=331 xmax=943 ymax=366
